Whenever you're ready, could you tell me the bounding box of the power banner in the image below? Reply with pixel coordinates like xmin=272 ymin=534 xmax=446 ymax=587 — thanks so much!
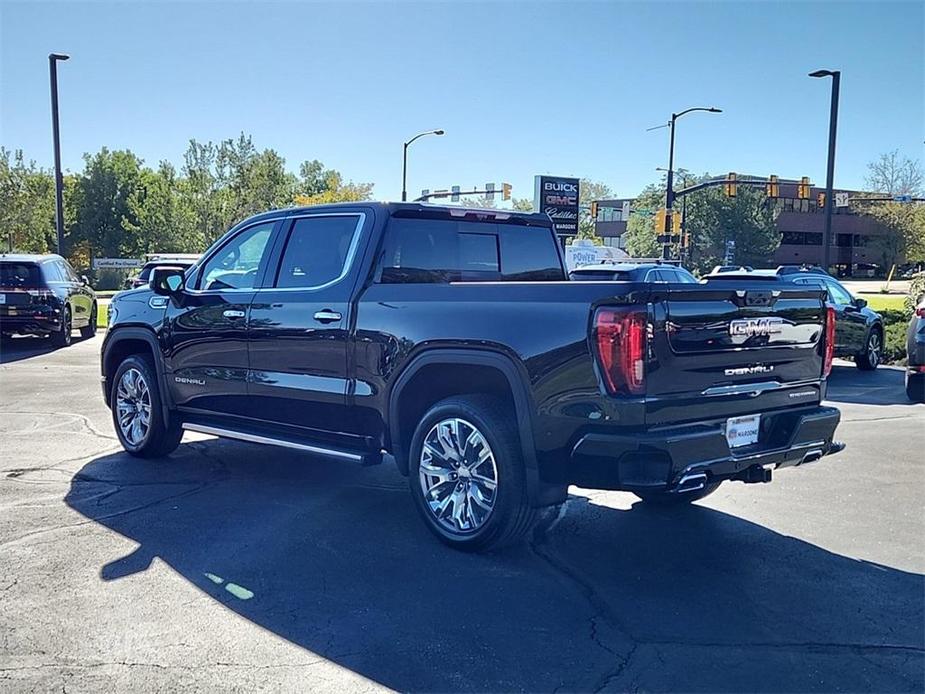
xmin=533 ymin=176 xmax=580 ymax=236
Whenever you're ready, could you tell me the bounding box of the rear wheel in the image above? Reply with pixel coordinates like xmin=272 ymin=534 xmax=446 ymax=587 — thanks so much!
xmin=633 ymin=481 xmax=722 ymax=506
xmin=409 ymin=395 xmax=536 ymax=552
xmin=856 ymin=328 xmax=882 ymax=371
xmin=111 ymin=355 xmax=183 ymax=458
xmin=80 ymin=303 xmax=97 ymax=338
xmin=50 ymin=307 xmax=72 ymax=348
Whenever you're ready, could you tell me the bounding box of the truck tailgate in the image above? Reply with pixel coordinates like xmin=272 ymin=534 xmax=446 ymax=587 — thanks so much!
xmin=645 ymin=283 xmax=827 ymax=425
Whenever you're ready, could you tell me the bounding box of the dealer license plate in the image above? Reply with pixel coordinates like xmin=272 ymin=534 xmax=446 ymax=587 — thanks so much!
xmin=726 ymin=414 xmax=760 ymax=448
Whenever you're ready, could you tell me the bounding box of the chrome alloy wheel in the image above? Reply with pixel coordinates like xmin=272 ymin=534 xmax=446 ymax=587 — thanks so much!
xmin=116 ymin=368 xmax=152 ymax=447
xmin=868 ymin=332 xmax=882 ymax=367
xmin=418 ymin=417 xmax=499 ymax=534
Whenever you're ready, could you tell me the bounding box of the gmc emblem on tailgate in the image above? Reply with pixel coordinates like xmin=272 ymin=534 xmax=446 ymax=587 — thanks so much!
xmin=728 ymin=317 xmax=784 ymax=337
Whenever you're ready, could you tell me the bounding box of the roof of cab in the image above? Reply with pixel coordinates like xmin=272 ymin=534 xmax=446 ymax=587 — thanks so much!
xmin=233 ymin=201 xmax=553 ymax=228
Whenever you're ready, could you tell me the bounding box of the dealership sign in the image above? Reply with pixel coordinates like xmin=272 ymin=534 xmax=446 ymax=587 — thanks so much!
xmin=534 ymin=175 xmax=580 ymax=236
xmin=93 ymin=258 xmax=142 ymax=270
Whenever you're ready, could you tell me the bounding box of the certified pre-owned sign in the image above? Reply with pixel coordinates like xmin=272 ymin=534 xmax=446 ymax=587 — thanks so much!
xmin=534 ymin=175 xmax=580 ymax=236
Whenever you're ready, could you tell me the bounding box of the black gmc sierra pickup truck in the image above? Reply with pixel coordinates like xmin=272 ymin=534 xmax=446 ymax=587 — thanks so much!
xmin=102 ymin=202 xmax=843 ymax=550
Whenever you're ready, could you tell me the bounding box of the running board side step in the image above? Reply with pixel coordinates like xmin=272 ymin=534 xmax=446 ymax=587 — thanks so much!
xmin=181 ymin=423 xmax=381 ymax=465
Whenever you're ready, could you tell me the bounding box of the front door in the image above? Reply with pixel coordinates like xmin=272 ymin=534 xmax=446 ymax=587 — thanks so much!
xmin=163 ymin=220 xmax=277 ymax=416
xmin=246 ymin=212 xmax=368 ymax=445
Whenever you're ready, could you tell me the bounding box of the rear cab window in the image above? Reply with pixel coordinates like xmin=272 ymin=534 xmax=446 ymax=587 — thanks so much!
xmin=378 ymin=217 xmax=564 ymax=283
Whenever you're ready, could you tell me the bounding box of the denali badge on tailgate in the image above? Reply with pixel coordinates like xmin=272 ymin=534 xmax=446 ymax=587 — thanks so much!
xmin=728 ymin=317 xmax=784 ymax=337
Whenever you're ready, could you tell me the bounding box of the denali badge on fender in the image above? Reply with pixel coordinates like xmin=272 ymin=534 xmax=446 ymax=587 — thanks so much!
xmin=728 ymin=317 xmax=784 ymax=337
xmin=725 ymin=364 xmax=775 ymax=376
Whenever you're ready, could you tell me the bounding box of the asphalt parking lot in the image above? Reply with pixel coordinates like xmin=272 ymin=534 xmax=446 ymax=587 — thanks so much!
xmin=1 ymin=334 xmax=923 ymax=692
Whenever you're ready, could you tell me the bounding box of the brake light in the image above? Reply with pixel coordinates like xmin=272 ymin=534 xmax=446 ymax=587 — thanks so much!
xmin=593 ymin=307 xmax=647 ymax=395
xmin=823 ymin=305 xmax=836 ymax=377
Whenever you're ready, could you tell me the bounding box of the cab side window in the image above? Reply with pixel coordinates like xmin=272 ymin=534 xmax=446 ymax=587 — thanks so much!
xmin=275 ymin=215 xmax=363 ymax=289
xmin=199 ymin=222 xmax=274 ymax=291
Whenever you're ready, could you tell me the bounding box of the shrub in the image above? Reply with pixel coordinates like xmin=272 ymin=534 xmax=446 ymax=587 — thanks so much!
xmin=907 ymin=273 xmax=925 ymax=313
xmin=883 ymin=321 xmax=908 ymax=365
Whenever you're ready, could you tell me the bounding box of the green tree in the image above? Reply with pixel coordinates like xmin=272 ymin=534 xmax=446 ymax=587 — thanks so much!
xmin=577 ymin=178 xmax=614 ymax=241
xmin=70 ymin=148 xmax=145 ymax=260
xmin=623 ymin=182 xmax=664 ymax=257
xmin=125 ymin=162 xmax=202 ymax=255
xmin=0 ymin=148 xmax=56 ymax=253
xmin=684 ymin=180 xmax=779 ymax=273
xmin=860 ymin=201 xmax=925 ymax=268
xmin=511 ymin=197 xmax=534 ymax=212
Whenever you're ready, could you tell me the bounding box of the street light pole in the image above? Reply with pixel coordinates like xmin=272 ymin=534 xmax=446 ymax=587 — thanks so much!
xmin=809 ymin=69 xmax=840 ymax=272
xmin=661 ymin=106 xmax=721 ymax=259
xmin=401 ymin=129 xmax=444 ymax=202
xmin=49 ymin=53 xmax=70 ymax=255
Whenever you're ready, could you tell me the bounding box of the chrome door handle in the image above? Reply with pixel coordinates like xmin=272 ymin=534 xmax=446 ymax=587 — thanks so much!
xmin=223 ymin=309 xmax=246 ymax=319
xmin=313 ymin=310 xmax=342 ymax=323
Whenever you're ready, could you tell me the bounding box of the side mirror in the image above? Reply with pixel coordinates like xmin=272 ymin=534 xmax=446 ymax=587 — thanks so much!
xmin=854 ymin=297 xmax=868 ymax=309
xmin=80 ymin=275 xmax=90 ymax=286
xmin=151 ymin=266 xmax=186 ymax=297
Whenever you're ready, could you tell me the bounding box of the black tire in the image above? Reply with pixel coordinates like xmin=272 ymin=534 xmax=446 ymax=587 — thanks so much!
xmin=50 ymin=306 xmax=72 ymax=348
xmin=408 ymin=395 xmax=537 ymax=552
xmin=633 ymin=481 xmax=722 ymax=506
xmin=111 ymin=354 xmax=183 ymax=458
xmin=80 ymin=303 xmax=97 ymax=338
xmin=856 ymin=328 xmax=882 ymax=371
xmin=907 ymin=373 xmax=925 ymax=403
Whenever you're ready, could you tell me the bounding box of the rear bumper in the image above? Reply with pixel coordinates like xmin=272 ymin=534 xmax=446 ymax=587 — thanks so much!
xmin=0 ymin=314 xmax=61 ymax=334
xmin=569 ymin=405 xmax=842 ymax=492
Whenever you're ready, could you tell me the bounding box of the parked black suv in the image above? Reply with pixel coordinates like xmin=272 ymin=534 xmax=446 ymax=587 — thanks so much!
xmin=0 ymin=254 xmax=97 ymax=347
xmin=706 ymin=267 xmax=884 ymax=370
xmin=102 ymin=203 xmax=843 ymax=550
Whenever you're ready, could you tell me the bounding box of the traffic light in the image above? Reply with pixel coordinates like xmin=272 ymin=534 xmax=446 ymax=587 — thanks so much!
xmin=654 ymin=209 xmax=667 ymax=233
xmin=672 ymin=210 xmax=682 ymax=235
xmin=683 ymin=232 xmax=690 ymax=249
xmin=724 ymin=172 xmax=737 ymax=197
xmin=817 ymin=192 xmax=826 ymax=209
xmin=590 ymin=201 xmax=598 ymax=221
xmin=798 ymin=176 xmax=811 ymax=200
xmin=766 ymin=175 xmax=779 ymax=198
xmin=502 ymin=182 xmax=512 ymax=201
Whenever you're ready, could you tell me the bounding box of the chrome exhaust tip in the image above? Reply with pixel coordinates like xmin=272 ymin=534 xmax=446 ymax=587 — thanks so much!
xmin=674 ymin=472 xmax=708 ymax=494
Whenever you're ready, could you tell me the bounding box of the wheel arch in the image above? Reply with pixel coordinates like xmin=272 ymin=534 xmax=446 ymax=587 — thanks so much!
xmin=102 ymin=327 xmax=172 ymax=417
xmin=387 ymin=348 xmax=542 ymax=498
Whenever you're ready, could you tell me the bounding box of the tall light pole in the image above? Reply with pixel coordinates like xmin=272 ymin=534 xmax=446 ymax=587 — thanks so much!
xmin=402 ymin=129 xmax=444 ymax=202
xmin=49 ymin=52 xmax=70 ymax=255
xmin=661 ymin=106 xmax=721 ymax=259
xmin=809 ymin=69 xmax=840 ymax=272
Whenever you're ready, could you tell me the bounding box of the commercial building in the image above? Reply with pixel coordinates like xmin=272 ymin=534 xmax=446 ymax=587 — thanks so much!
xmin=593 ymin=180 xmax=897 ymax=276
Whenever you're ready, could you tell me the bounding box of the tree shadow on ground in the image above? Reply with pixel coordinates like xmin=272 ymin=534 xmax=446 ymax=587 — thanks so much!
xmin=825 ymin=363 xmax=919 ymax=407
xmin=65 ymin=440 xmax=924 ymax=692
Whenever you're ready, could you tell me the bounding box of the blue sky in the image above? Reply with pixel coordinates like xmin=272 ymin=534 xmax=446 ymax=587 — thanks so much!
xmin=2 ymin=1 xmax=922 ymax=202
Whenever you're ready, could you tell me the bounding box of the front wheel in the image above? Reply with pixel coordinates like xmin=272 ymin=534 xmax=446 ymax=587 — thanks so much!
xmin=408 ymin=395 xmax=537 ymax=552
xmin=111 ymin=355 xmax=183 ymax=458
xmin=856 ymin=329 xmax=882 ymax=371
xmin=633 ymin=481 xmax=722 ymax=506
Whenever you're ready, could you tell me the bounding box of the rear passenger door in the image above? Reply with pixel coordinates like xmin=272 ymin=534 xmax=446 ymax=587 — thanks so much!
xmin=245 ymin=212 xmax=368 ymax=443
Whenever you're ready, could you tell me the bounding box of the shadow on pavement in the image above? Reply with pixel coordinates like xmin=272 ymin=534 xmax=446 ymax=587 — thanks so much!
xmin=65 ymin=441 xmax=924 ymax=692
xmin=825 ymin=363 xmax=916 ymax=407
xmin=0 ymin=335 xmax=56 ymax=364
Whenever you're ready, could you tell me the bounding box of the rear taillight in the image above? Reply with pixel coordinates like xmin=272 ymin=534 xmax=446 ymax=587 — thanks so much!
xmin=823 ymin=305 xmax=836 ymax=377
xmin=593 ymin=307 xmax=647 ymax=395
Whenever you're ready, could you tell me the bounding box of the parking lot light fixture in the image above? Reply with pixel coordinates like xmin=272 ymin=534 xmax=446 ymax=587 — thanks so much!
xmin=49 ymin=52 xmax=70 ymax=255
xmin=809 ymin=69 xmax=841 ymax=271
xmin=402 ymin=129 xmax=445 ymax=202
